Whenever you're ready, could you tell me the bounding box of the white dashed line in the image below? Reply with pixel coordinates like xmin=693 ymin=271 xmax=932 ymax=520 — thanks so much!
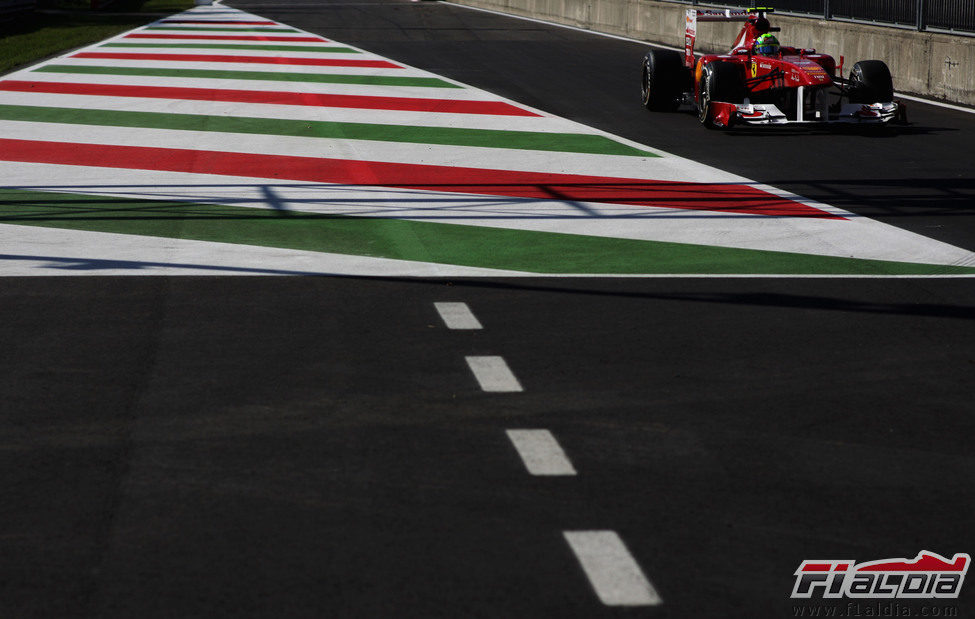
xmin=506 ymin=429 xmax=577 ymax=476
xmin=434 ymin=302 xmax=483 ymax=330
xmin=465 ymin=356 xmax=523 ymax=392
xmin=563 ymin=530 xmax=662 ymax=607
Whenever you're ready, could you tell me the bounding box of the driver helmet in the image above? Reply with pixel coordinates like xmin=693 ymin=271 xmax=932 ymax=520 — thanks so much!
xmin=754 ymin=33 xmax=780 ymax=56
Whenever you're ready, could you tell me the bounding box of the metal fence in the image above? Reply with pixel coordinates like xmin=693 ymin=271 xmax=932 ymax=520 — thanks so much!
xmin=678 ymin=0 xmax=975 ymax=34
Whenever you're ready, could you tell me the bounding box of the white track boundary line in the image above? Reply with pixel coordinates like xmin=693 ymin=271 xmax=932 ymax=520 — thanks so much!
xmin=893 ymin=93 xmax=975 ymax=114
xmin=442 ymin=1 xmax=975 ymax=115
xmin=469 ymin=273 xmax=975 ymax=278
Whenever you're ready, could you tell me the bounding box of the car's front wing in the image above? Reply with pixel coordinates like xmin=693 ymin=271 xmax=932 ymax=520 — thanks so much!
xmin=709 ymin=101 xmax=900 ymax=127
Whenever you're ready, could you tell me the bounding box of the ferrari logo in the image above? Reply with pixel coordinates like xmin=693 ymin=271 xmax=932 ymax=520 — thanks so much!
xmin=751 ymin=60 xmax=758 ymax=78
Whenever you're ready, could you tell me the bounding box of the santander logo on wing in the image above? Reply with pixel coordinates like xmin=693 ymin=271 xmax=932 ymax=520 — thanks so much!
xmin=791 ymin=551 xmax=970 ymax=599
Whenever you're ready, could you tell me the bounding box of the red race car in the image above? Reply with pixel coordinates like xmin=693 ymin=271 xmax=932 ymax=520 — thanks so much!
xmin=641 ymin=7 xmax=900 ymax=128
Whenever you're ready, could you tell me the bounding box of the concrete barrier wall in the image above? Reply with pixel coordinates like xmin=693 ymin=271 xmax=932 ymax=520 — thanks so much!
xmin=451 ymin=0 xmax=975 ymax=107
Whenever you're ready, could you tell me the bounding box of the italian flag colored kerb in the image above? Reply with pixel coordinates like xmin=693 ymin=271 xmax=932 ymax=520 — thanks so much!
xmin=0 ymin=6 xmax=973 ymax=276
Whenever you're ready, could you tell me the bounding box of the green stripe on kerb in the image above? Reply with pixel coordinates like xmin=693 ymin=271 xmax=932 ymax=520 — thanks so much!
xmin=34 ymin=65 xmax=460 ymax=88
xmin=0 ymin=105 xmax=653 ymax=157
xmin=102 ymin=42 xmax=362 ymax=53
xmin=144 ymin=26 xmax=300 ymax=32
xmin=3 ymin=190 xmax=973 ymax=275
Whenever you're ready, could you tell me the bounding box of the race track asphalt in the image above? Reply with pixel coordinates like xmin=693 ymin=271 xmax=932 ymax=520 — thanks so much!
xmin=2 ymin=1 xmax=974 ymax=617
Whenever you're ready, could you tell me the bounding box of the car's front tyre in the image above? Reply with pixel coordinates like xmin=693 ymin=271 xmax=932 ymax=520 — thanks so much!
xmin=641 ymin=48 xmax=684 ymax=112
xmin=697 ymin=61 xmax=744 ymax=129
xmin=849 ymin=60 xmax=894 ymax=103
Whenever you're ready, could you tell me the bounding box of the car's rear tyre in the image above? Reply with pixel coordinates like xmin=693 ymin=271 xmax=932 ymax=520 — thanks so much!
xmin=849 ymin=60 xmax=893 ymax=103
xmin=641 ymin=48 xmax=684 ymax=112
xmin=697 ymin=61 xmax=744 ymax=129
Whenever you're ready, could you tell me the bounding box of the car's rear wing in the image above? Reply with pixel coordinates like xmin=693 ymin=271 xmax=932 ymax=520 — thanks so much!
xmin=684 ymin=7 xmax=774 ymax=68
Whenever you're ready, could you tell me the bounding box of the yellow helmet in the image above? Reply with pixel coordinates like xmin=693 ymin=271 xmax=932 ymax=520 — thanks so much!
xmin=755 ymin=33 xmax=780 ymax=56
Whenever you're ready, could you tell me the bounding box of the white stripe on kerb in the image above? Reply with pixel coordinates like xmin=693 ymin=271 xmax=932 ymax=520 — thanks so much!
xmin=506 ymin=429 xmax=576 ymax=475
xmin=563 ymin=530 xmax=662 ymax=606
xmin=465 ymin=356 xmax=522 ymax=392
xmin=434 ymin=302 xmax=483 ymax=330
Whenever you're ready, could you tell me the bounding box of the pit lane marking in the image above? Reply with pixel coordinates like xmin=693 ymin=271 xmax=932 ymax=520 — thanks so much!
xmin=505 ymin=429 xmax=577 ymax=476
xmin=434 ymin=302 xmax=483 ymax=330
xmin=465 ymin=355 xmax=523 ymax=392
xmin=450 ymin=307 xmax=658 ymax=606
xmin=563 ymin=531 xmax=662 ymax=606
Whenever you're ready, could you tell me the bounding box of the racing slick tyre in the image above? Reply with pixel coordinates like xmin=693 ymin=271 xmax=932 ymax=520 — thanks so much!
xmin=849 ymin=60 xmax=894 ymax=103
xmin=697 ymin=61 xmax=744 ymax=129
xmin=641 ymin=48 xmax=684 ymax=112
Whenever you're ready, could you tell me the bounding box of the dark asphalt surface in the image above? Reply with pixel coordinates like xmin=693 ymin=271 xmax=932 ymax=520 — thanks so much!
xmin=2 ymin=1 xmax=975 ymax=617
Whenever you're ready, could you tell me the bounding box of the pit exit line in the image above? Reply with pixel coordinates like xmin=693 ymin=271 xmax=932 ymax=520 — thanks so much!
xmin=505 ymin=429 xmax=577 ymax=476
xmin=563 ymin=531 xmax=662 ymax=606
xmin=465 ymin=356 xmax=523 ymax=392
xmin=434 ymin=302 xmax=482 ymax=330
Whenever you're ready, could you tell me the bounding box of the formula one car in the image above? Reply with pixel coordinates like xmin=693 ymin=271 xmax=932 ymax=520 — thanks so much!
xmin=641 ymin=7 xmax=899 ymax=128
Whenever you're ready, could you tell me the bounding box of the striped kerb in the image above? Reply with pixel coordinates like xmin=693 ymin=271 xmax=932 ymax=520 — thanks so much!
xmin=0 ymin=80 xmax=537 ymax=115
xmin=144 ymin=27 xmax=301 ymax=32
xmin=124 ymin=33 xmax=327 ymax=42
xmin=101 ymin=43 xmax=362 ymax=53
xmin=70 ymin=52 xmax=401 ymax=68
xmin=3 ymin=188 xmax=972 ymax=275
xmin=0 ymin=104 xmax=650 ymax=155
xmin=0 ymin=138 xmax=837 ymax=218
xmin=33 ymin=65 xmax=459 ymax=88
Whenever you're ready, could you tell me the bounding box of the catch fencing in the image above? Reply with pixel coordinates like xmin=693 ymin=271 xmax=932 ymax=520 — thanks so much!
xmin=673 ymin=0 xmax=975 ymax=35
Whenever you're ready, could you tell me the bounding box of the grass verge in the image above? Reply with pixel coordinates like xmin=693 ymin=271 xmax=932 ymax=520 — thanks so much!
xmin=0 ymin=0 xmax=195 ymax=76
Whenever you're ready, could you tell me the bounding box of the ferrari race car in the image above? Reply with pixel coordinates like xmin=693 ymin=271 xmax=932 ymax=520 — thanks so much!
xmin=641 ymin=7 xmax=900 ymax=128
